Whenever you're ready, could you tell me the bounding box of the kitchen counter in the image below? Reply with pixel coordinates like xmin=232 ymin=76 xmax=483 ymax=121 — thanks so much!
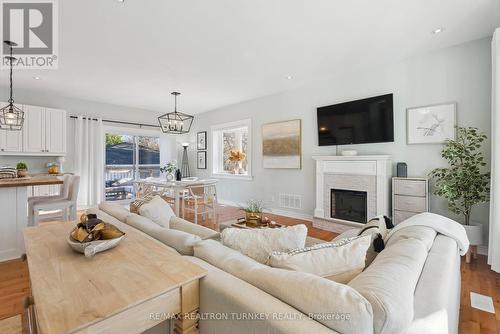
xmin=0 ymin=175 xmax=63 ymax=261
xmin=0 ymin=176 xmax=63 ymax=188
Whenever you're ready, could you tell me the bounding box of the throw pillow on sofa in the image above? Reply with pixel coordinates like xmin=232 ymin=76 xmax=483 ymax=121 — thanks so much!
xmin=221 ymin=224 xmax=308 ymax=264
xmin=268 ymin=235 xmax=371 ymax=284
xmin=138 ymin=195 xmax=174 ymax=228
xmin=129 ymin=187 xmax=156 ymax=213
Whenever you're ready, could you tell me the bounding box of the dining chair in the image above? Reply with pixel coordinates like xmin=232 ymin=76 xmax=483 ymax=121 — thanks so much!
xmin=31 ymin=175 xmax=80 ymax=226
xmin=161 ymin=188 xmax=178 ymax=207
xmin=182 ymin=183 xmax=217 ymax=225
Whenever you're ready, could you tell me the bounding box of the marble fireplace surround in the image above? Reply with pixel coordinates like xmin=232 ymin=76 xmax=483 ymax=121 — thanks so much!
xmin=312 ymin=155 xmax=392 ymax=233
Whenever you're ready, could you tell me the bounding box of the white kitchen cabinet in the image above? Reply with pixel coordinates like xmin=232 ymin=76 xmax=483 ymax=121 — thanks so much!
xmin=0 ymin=103 xmax=67 ymax=156
xmin=0 ymin=128 xmax=23 ymax=152
xmin=23 ymin=104 xmax=46 ymax=153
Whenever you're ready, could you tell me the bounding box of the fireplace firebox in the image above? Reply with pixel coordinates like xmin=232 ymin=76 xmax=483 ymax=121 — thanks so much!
xmin=331 ymin=189 xmax=367 ymax=224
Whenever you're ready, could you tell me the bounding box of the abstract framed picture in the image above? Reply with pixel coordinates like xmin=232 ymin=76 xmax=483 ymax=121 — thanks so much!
xmin=262 ymin=119 xmax=302 ymax=169
xmin=197 ymin=131 xmax=207 ymax=150
xmin=407 ymin=102 xmax=456 ymax=144
xmin=197 ymin=151 xmax=207 ymax=169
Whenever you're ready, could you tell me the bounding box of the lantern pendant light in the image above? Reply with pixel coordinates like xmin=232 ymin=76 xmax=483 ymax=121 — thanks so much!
xmin=0 ymin=41 xmax=24 ymax=131
xmin=158 ymin=92 xmax=194 ymax=134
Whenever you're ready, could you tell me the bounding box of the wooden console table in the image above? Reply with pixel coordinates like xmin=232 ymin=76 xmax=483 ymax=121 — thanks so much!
xmin=23 ymin=220 xmax=206 ymax=334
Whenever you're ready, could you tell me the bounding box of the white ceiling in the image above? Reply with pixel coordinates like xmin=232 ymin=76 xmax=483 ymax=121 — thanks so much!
xmin=2 ymin=0 xmax=500 ymax=115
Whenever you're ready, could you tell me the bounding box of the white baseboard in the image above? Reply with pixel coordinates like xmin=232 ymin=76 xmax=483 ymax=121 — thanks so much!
xmin=266 ymin=208 xmax=313 ymax=222
xmin=218 ymin=199 xmax=313 ymax=222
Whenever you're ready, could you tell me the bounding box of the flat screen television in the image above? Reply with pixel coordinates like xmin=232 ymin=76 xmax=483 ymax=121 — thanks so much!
xmin=317 ymin=94 xmax=394 ymax=146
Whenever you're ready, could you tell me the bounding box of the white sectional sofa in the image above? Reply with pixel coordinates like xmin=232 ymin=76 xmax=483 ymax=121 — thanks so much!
xmin=88 ymin=202 xmax=461 ymax=334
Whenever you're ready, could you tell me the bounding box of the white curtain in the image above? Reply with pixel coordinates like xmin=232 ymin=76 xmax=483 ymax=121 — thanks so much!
xmin=489 ymin=28 xmax=500 ymax=273
xmin=75 ymin=116 xmax=104 ymax=208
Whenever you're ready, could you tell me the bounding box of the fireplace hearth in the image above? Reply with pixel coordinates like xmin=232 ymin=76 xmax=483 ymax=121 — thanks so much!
xmin=331 ymin=189 xmax=367 ymax=224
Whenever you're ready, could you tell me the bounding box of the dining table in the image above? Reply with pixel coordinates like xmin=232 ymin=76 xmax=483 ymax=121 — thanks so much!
xmin=133 ymin=178 xmax=218 ymax=216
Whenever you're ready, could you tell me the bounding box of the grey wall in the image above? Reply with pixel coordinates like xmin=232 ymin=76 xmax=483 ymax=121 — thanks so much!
xmin=188 ymin=38 xmax=492 ymax=238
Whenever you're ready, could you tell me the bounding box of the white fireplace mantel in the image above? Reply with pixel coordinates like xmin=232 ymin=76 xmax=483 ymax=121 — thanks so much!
xmin=312 ymin=155 xmax=392 ymax=161
xmin=312 ymin=155 xmax=392 ymax=232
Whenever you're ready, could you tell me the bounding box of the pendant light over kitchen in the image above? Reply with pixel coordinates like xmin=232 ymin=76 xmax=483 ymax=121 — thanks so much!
xmin=0 ymin=41 xmax=24 ymax=131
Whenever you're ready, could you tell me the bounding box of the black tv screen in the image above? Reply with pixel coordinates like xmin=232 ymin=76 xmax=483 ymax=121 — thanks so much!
xmin=317 ymin=94 xmax=394 ymax=146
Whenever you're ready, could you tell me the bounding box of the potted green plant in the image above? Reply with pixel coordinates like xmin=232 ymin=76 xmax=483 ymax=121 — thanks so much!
xmin=16 ymin=162 xmax=28 ymax=178
xmin=429 ymin=127 xmax=490 ymax=246
xmin=160 ymin=160 xmax=177 ymax=181
xmin=241 ymin=199 xmax=264 ymax=226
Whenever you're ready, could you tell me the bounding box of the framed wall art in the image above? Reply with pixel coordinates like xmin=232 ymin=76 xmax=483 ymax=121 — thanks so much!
xmin=407 ymin=103 xmax=456 ymax=144
xmin=262 ymin=119 xmax=302 ymax=169
xmin=197 ymin=151 xmax=207 ymax=169
xmin=197 ymin=131 xmax=207 ymax=150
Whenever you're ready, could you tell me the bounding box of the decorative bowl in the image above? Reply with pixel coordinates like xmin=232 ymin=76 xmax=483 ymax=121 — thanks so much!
xmin=341 ymin=150 xmax=358 ymax=156
xmin=67 ymin=235 xmax=125 ymax=258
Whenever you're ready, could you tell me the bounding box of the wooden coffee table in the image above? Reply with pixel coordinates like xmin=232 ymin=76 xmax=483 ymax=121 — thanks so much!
xmin=219 ymin=218 xmax=284 ymax=232
xmin=23 ymin=220 xmax=207 ymax=334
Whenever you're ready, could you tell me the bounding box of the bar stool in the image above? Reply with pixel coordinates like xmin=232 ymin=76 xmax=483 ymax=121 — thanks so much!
xmin=31 ymin=176 xmax=80 ymax=226
xmin=28 ymin=174 xmax=71 ymax=221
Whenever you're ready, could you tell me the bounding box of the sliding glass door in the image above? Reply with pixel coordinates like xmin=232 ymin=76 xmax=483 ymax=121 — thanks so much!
xmin=105 ymin=133 xmax=160 ymax=201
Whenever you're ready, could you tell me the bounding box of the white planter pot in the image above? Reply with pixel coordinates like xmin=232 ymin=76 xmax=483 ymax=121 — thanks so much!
xmin=463 ymin=223 xmax=483 ymax=246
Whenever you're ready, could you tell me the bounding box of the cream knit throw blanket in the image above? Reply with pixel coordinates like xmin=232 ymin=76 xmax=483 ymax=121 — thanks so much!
xmin=386 ymin=212 xmax=470 ymax=255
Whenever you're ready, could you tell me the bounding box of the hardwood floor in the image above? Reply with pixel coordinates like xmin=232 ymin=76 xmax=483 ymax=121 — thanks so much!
xmin=459 ymin=255 xmax=500 ymax=333
xmin=1 ymin=204 xmax=499 ymax=334
xmin=0 ymin=259 xmax=30 ymax=321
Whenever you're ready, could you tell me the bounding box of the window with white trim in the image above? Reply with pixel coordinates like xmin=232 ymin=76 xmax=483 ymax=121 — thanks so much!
xmin=211 ymin=119 xmax=252 ymax=179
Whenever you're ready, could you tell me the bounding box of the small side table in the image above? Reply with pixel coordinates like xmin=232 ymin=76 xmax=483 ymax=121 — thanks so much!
xmin=392 ymin=177 xmax=429 ymax=224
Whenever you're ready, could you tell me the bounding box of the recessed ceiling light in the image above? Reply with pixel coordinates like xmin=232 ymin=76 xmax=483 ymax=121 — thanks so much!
xmin=432 ymin=27 xmax=444 ymax=34
xmin=116 ymin=0 xmax=124 ymax=2
xmin=32 ymin=76 xmax=41 ymax=80
xmin=286 ymin=75 xmax=293 ymax=80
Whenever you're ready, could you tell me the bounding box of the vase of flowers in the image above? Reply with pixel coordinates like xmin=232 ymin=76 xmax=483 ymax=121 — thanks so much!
xmin=16 ymin=162 xmax=28 ymax=178
xmin=429 ymin=127 xmax=490 ymax=246
xmin=160 ymin=160 xmax=177 ymax=181
xmin=227 ymin=149 xmax=246 ymax=174
xmin=241 ymin=199 xmax=264 ymax=226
